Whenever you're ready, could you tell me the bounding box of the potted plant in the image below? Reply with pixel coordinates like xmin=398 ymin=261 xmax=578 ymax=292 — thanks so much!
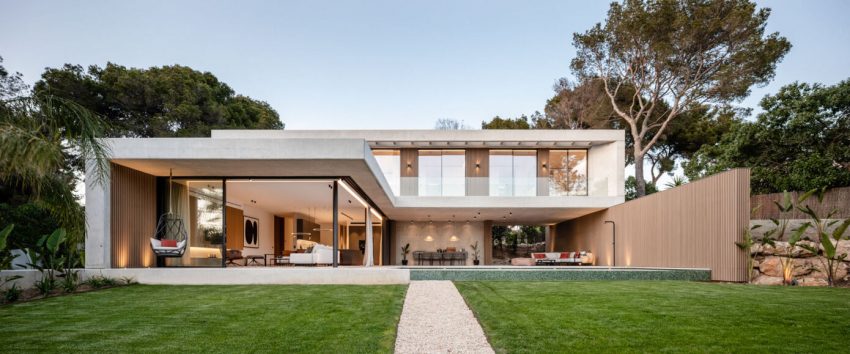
xmin=400 ymin=243 xmax=411 ymax=265
xmin=471 ymin=241 xmax=480 ymax=265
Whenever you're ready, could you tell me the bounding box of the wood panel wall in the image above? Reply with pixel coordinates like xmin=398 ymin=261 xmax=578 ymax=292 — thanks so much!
xmin=400 ymin=149 xmax=418 ymax=196
xmin=555 ymin=169 xmax=750 ymax=282
xmin=751 ymin=186 xmax=850 ymax=219
xmin=110 ymin=163 xmax=157 ymax=268
xmin=225 ymin=206 xmax=244 ymax=250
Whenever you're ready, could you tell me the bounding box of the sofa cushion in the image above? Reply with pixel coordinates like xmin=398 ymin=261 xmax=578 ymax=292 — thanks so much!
xmin=559 ymin=252 xmax=570 ymax=259
xmin=532 ymin=253 xmax=546 ymax=259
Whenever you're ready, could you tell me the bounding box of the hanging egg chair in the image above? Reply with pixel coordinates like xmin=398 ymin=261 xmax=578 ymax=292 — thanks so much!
xmin=150 ymin=169 xmax=188 ymax=257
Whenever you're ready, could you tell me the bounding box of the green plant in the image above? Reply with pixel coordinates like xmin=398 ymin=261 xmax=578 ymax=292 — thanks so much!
xmin=797 ymin=187 xmax=850 ymax=287
xmin=27 ymin=228 xmax=81 ymax=296
xmin=663 ymin=175 xmax=688 ymax=189
xmin=735 ymin=205 xmax=762 ymax=283
xmin=0 ymin=224 xmax=14 ymax=269
xmin=86 ymin=275 xmax=118 ymax=289
xmin=60 ymin=269 xmax=80 ymax=293
xmin=760 ymin=191 xmax=805 ymax=285
xmin=120 ymin=276 xmax=137 ymax=285
xmin=33 ymin=278 xmax=56 ymax=297
xmin=400 ymin=243 xmax=411 ymax=261
xmin=1 ymin=275 xmax=23 ymax=303
xmin=470 ymin=241 xmax=480 ymax=261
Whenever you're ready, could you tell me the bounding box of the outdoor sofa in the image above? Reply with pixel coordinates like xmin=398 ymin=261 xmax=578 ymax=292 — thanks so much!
xmin=530 ymin=251 xmax=595 ymax=265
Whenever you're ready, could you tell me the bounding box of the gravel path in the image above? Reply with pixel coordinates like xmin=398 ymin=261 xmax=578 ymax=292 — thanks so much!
xmin=395 ymin=281 xmax=494 ymax=354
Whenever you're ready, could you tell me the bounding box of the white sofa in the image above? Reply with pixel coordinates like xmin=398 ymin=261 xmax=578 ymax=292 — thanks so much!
xmin=290 ymin=244 xmax=338 ymax=265
xmin=530 ymin=251 xmax=595 ymax=265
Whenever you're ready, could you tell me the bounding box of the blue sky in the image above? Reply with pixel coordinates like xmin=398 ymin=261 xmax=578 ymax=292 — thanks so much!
xmin=1 ymin=0 xmax=849 ymax=130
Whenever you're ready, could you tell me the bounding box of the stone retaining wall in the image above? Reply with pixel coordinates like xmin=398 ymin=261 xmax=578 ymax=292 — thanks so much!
xmin=750 ymin=240 xmax=850 ymax=286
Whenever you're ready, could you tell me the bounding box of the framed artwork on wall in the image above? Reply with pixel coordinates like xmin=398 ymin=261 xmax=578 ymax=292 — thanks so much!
xmin=244 ymin=216 xmax=259 ymax=248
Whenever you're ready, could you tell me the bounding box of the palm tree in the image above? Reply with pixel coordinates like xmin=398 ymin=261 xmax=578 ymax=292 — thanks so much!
xmin=663 ymin=175 xmax=688 ymax=189
xmin=0 ymin=86 xmax=110 ymax=246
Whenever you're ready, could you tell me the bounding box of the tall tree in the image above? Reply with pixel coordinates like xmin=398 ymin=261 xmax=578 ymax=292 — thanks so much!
xmin=0 ymin=59 xmax=110 ymax=247
xmin=434 ymin=118 xmax=470 ymax=130
xmin=571 ymin=0 xmax=790 ymax=197
xmin=686 ymin=80 xmax=850 ymax=193
xmin=34 ymin=63 xmax=283 ymax=137
xmin=544 ymin=78 xmax=737 ymax=187
xmin=481 ymin=112 xmax=549 ymax=129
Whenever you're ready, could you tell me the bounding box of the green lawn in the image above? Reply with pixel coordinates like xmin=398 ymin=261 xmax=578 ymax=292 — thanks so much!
xmin=0 ymin=284 xmax=406 ymax=353
xmin=456 ymin=281 xmax=850 ymax=353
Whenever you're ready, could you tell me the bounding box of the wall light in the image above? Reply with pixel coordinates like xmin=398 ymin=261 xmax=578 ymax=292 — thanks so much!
xmin=424 ymin=235 xmax=434 ymax=242
xmin=449 ymin=236 xmax=459 ymax=242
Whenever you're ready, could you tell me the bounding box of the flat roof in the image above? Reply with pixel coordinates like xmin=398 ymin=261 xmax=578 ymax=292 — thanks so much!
xmin=210 ymin=129 xmax=625 ymax=148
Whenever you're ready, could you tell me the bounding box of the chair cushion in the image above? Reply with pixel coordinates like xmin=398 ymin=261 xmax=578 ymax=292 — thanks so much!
xmin=161 ymin=239 xmax=178 ymax=247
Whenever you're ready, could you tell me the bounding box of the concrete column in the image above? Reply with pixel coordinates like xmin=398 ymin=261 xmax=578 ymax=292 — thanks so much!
xmin=85 ymin=160 xmax=111 ymax=269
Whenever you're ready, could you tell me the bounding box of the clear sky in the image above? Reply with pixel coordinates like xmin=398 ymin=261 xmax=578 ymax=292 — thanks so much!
xmin=1 ymin=0 xmax=849 ymax=130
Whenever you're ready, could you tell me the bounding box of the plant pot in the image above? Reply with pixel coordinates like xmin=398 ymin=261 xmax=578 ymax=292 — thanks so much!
xmin=473 ymin=260 xmax=480 ymax=265
xmin=401 ymin=259 xmax=408 ymax=266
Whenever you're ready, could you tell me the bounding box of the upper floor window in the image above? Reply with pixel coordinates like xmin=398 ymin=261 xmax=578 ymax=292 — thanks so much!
xmin=419 ymin=150 xmax=465 ymax=196
xmin=489 ymin=150 xmax=537 ymax=196
xmin=372 ymin=150 xmax=400 ymax=196
xmin=549 ymin=150 xmax=588 ymax=196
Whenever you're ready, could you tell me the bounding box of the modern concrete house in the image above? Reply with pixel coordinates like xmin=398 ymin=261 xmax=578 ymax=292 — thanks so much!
xmin=84 ymin=129 xmax=750 ymax=282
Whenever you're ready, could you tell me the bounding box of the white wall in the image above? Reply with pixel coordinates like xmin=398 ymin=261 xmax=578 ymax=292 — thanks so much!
xmin=588 ymin=140 xmax=625 ymax=197
xmin=238 ymin=204 xmax=275 ymax=257
xmin=393 ymin=221 xmax=484 ymax=265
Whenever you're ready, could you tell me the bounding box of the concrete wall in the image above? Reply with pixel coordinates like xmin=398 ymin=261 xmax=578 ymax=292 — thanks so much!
xmin=555 ymin=169 xmax=750 ymax=282
xmin=0 ymin=268 xmax=410 ymax=287
xmin=588 ymin=140 xmax=625 ymax=197
xmin=393 ymin=221 xmax=485 ymax=265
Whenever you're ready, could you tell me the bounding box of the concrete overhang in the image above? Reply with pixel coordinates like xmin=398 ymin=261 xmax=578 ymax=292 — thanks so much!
xmin=210 ymin=129 xmax=625 ymax=149
xmin=104 ymin=135 xmax=623 ymax=224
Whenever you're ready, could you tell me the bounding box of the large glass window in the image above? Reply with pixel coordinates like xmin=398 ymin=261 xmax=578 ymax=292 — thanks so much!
xmin=549 ymin=150 xmax=588 ymax=196
xmin=165 ymin=180 xmax=225 ymax=267
xmin=489 ymin=150 xmax=537 ymax=196
xmin=489 ymin=150 xmax=513 ymax=196
xmin=418 ymin=150 xmax=466 ymax=196
xmin=372 ymin=150 xmax=400 ymax=196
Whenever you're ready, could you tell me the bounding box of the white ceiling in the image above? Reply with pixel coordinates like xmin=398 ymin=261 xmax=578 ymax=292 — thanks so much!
xmin=225 ymin=180 xmax=370 ymax=224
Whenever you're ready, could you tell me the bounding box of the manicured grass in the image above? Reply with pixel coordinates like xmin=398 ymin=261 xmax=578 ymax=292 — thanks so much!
xmin=456 ymin=281 xmax=850 ymax=353
xmin=0 ymin=284 xmax=406 ymax=353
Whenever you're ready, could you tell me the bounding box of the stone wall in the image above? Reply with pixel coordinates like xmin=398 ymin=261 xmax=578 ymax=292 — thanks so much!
xmin=750 ymin=240 xmax=850 ymax=286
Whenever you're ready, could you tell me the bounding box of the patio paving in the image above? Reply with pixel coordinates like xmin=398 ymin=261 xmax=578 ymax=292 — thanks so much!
xmin=394 ymin=281 xmax=494 ymax=354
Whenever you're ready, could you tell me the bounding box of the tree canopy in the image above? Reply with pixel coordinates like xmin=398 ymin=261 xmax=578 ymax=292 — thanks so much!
xmin=34 ymin=63 xmax=283 ymax=137
xmin=571 ymin=0 xmax=790 ymax=197
xmin=685 ymin=79 xmax=850 ymax=193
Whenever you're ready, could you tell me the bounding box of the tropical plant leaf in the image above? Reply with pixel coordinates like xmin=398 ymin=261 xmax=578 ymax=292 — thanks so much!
xmin=832 ymin=219 xmax=850 ymax=242
xmin=0 ymin=224 xmax=12 ymax=252
xmin=789 ymin=223 xmax=810 ymax=245
xmin=796 ymin=188 xmax=818 ymax=204
xmin=45 ymin=228 xmax=66 ymax=254
xmin=820 ymin=232 xmax=836 ymax=258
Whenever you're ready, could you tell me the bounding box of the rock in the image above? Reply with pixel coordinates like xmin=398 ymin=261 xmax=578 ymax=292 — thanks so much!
xmin=773 ymin=241 xmax=790 ymax=255
xmin=750 ymin=243 xmax=763 ymax=255
xmin=798 ymin=277 xmax=828 ymax=287
xmin=752 ymin=275 xmax=784 ymax=286
xmin=836 ymin=240 xmax=850 ymax=258
xmin=752 ymin=259 xmax=760 ymax=268
xmin=791 ymin=259 xmax=814 ymax=277
xmin=808 ymin=258 xmax=848 ymax=280
xmin=792 ymin=241 xmax=818 ymax=257
xmin=759 ymin=256 xmax=784 ymax=277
